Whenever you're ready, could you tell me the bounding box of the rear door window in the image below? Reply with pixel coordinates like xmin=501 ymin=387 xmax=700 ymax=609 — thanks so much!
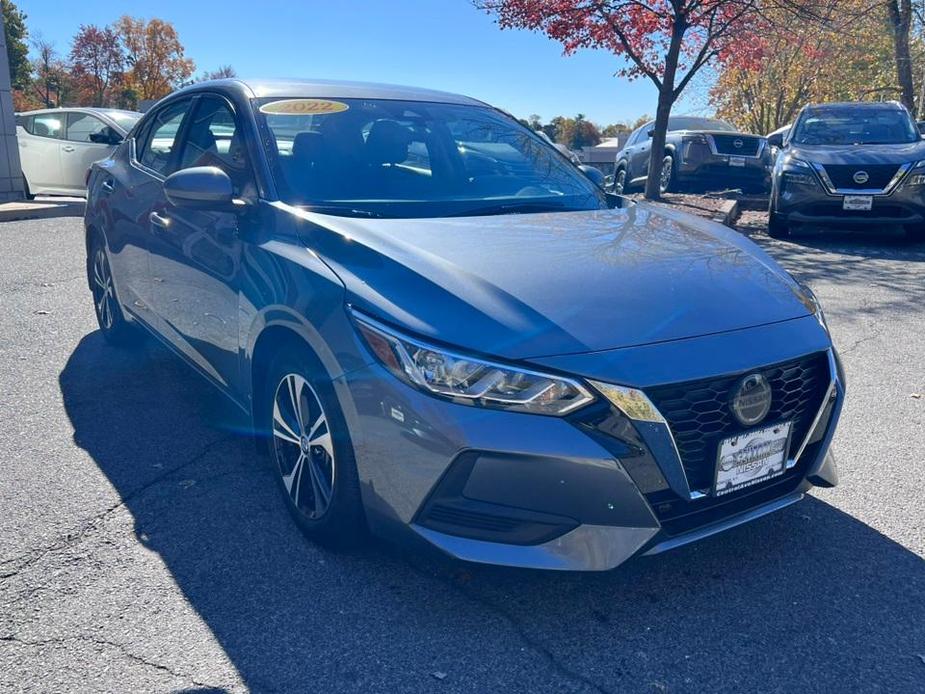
xmin=66 ymin=112 xmax=115 ymax=144
xmin=31 ymin=113 xmax=65 ymax=139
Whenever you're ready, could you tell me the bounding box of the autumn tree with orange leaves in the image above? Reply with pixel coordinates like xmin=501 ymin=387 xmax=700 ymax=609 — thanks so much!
xmin=116 ymin=16 xmax=194 ymax=103
xmin=478 ymin=0 xmax=762 ymax=199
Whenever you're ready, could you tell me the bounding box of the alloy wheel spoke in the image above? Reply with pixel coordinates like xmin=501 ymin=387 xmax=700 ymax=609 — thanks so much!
xmin=307 ymin=456 xmax=332 ymax=512
xmin=282 ymin=452 xmax=306 ymax=499
xmin=286 ymin=375 xmax=305 ymax=433
xmin=309 ymin=429 xmax=333 ymax=460
xmin=272 ymin=401 xmax=301 ymax=444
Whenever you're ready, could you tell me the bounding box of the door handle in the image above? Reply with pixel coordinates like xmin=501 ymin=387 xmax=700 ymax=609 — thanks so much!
xmin=149 ymin=211 xmax=171 ymax=230
xmin=62 ymin=145 xmax=75 ymax=153
xmin=101 ymin=179 xmax=115 ymax=194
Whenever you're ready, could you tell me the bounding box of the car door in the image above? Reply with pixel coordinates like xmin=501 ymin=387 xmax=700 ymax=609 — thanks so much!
xmin=17 ymin=112 xmax=65 ymax=193
xmin=147 ymin=94 xmax=255 ymax=396
xmin=631 ymin=122 xmax=653 ymax=178
xmin=61 ymin=112 xmax=122 ymax=194
xmin=103 ymin=97 xmax=195 ymax=334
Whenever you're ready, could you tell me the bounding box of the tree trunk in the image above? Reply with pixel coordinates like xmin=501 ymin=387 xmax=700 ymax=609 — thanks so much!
xmin=887 ymin=0 xmax=916 ymax=113
xmin=644 ymin=21 xmax=685 ymax=200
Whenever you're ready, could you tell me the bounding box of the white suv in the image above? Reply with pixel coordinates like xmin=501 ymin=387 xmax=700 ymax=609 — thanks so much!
xmin=16 ymin=108 xmax=141 ymax=198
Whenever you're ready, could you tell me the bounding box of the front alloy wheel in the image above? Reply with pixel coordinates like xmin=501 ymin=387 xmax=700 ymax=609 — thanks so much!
xmin=613 ymin=167 xmax=627 ymax=195
xmin=272 ymin=373 xmax=335 ymax=520
xmin=659 ymin=155 xmax=674 ymax=194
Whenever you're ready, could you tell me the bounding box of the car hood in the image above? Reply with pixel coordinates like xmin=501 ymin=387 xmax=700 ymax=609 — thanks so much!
xmin=288 ymin=202 xmax=813 ymax=360
xmin=788 ymin=141 xmax=925 ymax=166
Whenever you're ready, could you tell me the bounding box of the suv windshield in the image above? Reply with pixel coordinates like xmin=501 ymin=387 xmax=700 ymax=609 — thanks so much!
xmin=792 ymin=106 xmax=919 ymax=145
xmin=255 ymin=97 xmax=606 ymax=218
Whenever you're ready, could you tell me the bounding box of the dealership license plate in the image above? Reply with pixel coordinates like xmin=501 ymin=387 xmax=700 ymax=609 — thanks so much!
xmin=729 ymin=156 xmax=746 ymax=167
xmin=843 ymin=195 xmax=873 ymax=211
xmin=714 ymin=421 xmax=792 ymax=497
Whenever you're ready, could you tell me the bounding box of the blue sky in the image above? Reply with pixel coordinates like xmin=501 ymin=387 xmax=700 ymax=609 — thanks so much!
xmin=17 ymin=0 xmax=709 ymax=125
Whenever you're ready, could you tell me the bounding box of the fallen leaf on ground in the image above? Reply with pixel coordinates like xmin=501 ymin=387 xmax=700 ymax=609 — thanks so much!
xmin=431 ymin=671 xmax=447 ymax=681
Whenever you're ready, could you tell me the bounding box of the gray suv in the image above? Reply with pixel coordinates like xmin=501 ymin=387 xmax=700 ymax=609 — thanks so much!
xmin=768 ymin=101 xmax=925 ymax=240
xmin=613 ymin=117 xmax=771 ymax=195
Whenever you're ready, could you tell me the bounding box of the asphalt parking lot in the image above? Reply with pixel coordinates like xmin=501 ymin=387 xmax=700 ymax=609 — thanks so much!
xmin=0 ymin=212 xmax=923 ymax=693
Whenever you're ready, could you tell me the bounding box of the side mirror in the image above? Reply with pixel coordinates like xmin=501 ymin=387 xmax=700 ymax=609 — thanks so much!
xmin=646 ymin=129 xmax=655 ymax=138
xmin=579 ymin=164 xmax=606 ymax=188
xmin=767 ymin=132 xmax=784 ymax=149
xmin=164 ymin=166 xmax=237 ymax=210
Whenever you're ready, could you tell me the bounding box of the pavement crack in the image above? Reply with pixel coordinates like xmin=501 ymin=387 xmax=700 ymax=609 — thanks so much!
xmin=401 ymin=558 xmax=612 ymax=694
xmin=1 ymin=633 xmax=212 ymax=687
xmin=0 ymin=435 xmax=238 ymax=585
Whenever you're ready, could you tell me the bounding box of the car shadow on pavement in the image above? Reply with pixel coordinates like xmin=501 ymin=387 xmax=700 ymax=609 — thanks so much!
xmin=59 ymin=332 xmax=925 ymax=692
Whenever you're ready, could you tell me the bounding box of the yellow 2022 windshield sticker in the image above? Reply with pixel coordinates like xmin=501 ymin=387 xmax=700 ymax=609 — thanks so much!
xmin=259 ymin=99 xmax=349 ymax=116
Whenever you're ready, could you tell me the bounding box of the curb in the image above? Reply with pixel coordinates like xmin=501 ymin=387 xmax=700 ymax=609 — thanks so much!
xmin=712 ymin=199 xmax=740 ymax=228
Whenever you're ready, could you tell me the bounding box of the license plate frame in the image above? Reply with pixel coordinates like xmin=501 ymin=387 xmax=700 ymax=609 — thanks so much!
xmin=729 ymin=156 xmax=746 ymax=168
xmin=713 ymin=421 xmax=793 ymax=497
xmin=843 ymin=195 xmax=873 ymax=211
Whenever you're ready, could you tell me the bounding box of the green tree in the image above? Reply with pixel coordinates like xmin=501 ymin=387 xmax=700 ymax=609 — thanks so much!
xmin=2 ymin=0 xmax=30 ymax=90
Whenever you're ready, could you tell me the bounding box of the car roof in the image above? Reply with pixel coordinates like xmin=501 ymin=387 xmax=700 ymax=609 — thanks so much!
xmin=803 ymin=101 xmax=907 ymax=111
xmin=176 ymin=78 xmax=489 ymax=107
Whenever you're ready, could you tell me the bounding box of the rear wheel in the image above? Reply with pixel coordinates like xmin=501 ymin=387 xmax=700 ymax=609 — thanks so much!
xmin=905 ymin=224 xmax=925 ymax=242
xmin=262 ymin=347 xmax=366 ymax=549
xmin=88 ymin=234 xmax=137 ymax=345
xmin=768 ymin=211 xmax=792 ymax=239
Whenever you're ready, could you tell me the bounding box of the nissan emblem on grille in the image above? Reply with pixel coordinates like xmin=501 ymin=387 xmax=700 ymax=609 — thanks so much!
xmin=733 ymin=138 xmax=744 ymax=148
xmin=730 ymin=374 xmax=772 ymax=426
xmin=853 ymin=171 xmax=870 ymax=185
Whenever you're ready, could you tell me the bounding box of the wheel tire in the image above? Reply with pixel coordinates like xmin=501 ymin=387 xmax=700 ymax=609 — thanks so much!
xmin=88 ymin=233 xmax=138 ymax=346
xmin=659 ymin=155 xmax=674 ymax=194
xmin=261 ymin=347 xmax=366 ymax=549
xmin=612 ymin=166 xmax=627 ymax=195
xmin=767 ymin=211 xmax=792 ymax=239
xmin=905 ymin=224 xmax=925 ymax=242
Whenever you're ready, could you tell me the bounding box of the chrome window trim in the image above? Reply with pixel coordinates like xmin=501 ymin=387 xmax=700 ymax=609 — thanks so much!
xmin=813 ymin=162 xmax=912 ymax=196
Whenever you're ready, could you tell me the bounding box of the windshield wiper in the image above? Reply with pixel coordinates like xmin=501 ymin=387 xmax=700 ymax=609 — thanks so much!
xmin=300 ymin=204 xmax=388 ymax=218
xmin=449 ymin=201 xmax=569 ymax=217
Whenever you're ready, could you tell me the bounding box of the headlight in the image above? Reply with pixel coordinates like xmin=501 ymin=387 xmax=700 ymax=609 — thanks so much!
xmin=798 ymin=281 xmax=829 ymax=332
xmin=783 ymin=156 xmax=811 ymax=170
xmin=353 ymin=312 xmax=595 ymax=416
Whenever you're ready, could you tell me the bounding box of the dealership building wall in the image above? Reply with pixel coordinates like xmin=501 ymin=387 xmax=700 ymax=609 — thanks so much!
xmin=0 ymin=15 xmax=25 ymax=202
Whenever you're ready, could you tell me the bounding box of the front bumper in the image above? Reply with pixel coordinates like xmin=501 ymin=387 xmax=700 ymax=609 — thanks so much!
xmin=774 ymin=174 xmax=925 ymax=226
xmin=677 ymin=146 xmax=770 ymax=191
xmin=336 ymin=318 xmax=843 ymax=572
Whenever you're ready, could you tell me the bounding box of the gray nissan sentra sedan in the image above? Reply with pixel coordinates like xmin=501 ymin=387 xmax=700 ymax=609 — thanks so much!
xmin=84 ymin=79 xmax=844 ymax=571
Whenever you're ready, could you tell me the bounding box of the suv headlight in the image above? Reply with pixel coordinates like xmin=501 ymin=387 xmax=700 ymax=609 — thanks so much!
xmin=781 ymin=157 xmax=816 ymax=186
xmin=907 ymin=160 xmax=925 ymax=186
xmin=353 ymin=312 xmax=595 ymax=416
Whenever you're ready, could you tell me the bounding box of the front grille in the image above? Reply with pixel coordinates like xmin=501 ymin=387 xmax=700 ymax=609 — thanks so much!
xmin=711 ymin=134 xmax=761 ymax=156
xmin=645 ymin=353 xmax=831 ymax=492
xmin=822 ymin=164 xmax=899 ymax=190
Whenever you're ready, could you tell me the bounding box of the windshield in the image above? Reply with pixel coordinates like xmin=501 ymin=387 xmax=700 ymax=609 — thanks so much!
xmin=255 ymin=97 xmax=607 ymax=218
xmin=792 ymin=106 xmax=919 ymax=145
xmin=667 ymin=117 xmax=736 ymax=132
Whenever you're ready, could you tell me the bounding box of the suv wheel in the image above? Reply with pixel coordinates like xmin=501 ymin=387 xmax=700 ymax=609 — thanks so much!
xmin=89 ymin=235 xmax=138 ymax=345
xmin=612 ymin=166 xmax=627 ymax=195
xmin=262 ymin=347 xmax=366 ymax=548
xmin=659 ymin=155 xmax=674 ymax=194
xmin=767 ymin=211 xmax=792 ymax=239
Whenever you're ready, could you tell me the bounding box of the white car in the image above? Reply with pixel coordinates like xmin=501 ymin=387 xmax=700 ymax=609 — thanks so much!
xmin=16 ymin=108 xmax=142 ymax=198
